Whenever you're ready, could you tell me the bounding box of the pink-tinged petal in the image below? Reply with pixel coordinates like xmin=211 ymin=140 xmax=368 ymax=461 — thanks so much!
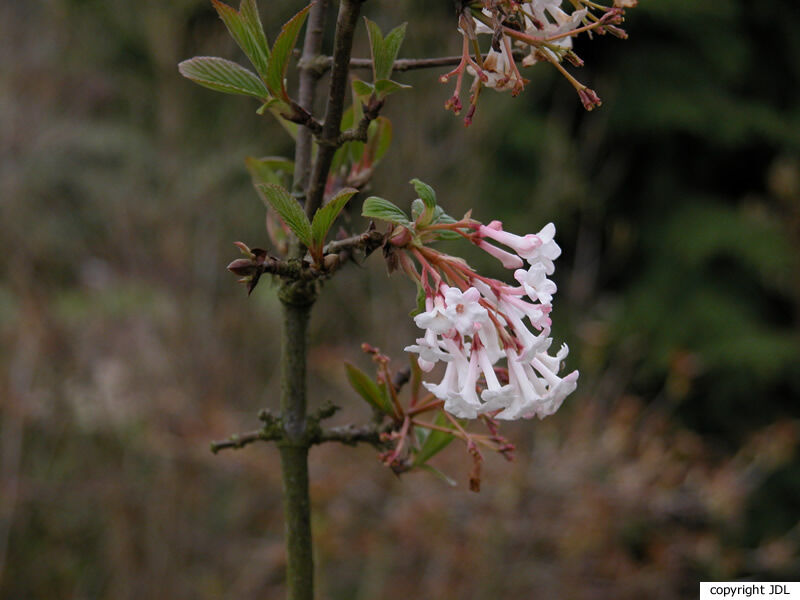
xmin=418 ymin=358 xmax=435 ymax=372
xmin=477 ymin=240 xmax=524 ymax=269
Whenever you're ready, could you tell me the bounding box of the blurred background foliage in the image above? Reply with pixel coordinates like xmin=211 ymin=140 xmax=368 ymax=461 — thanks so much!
xmin=1 ymin=0 xmax=799 ymax=598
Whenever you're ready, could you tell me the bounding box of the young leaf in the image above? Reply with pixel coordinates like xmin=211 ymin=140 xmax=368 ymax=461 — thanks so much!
xmin=408 ymin=178 xmax=436 ymax=226
xmin=374 ymin=79 xmax=411 ymax=99
xmin=362 ymin=197 xmax=411 ymax=226
xmin=363 ymin=19 xmax=384 ymax=82
xmin=256 ymin=183 xmax=313 ymax=246
xmin=367 ymin=117 xmax=392 ymax=164
xmin=409 ymin=280 xmax=426 ymax=317
xmin=432 ymin=207 xmax=462 ymax=240
xmin=344 ymin=363 xmax=394 ymax=415
xmin=414 ymin=411 xmax=456 ymax=465
xmin=365 ymin=19 xmax=407 ymax=81
xmin=352 ymin=79 xmax=375 ymax=104
xmin=417 ymin=464 xmax=458 ymax=487
xmin=331 ymin=107 xmax=357 ymax=173
xmin=179 ymin=57 xmax=269 ymax=99
xmin=267 ymin=106 xmax=299 ymax=140
xmin=239 ymin=0 xmax=270 ymax=57
xmin=245 ymin=156 xmax=294 ymax=199
xmin=211 ymin=0 xmax=270 ymax=79
xmin=411 ymin=198 xmax=425 ymax=221
xmin=410 ymin=178 xmax=436 ymax=212
xmin=408 ymin=350 xmax=423 ymax=402
xmin=266 ymin=4 xmax=311 ymax=99
xmin=377 ymin=23 xmax=407 ymax=80
xmin=311 ymin=187 xmax=358 ymax=248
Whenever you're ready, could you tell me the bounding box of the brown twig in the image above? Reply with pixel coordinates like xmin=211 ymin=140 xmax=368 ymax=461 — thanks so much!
xmin=323 ymin=227 xmax=385 ymax=256
xmin=337 ymin=98 xmax=384 ymax=144
xmin=210 ymin=429 xmax=281 ymax=453
xmin=337 ymin=51 xmax=527 ymax=73
xmin=315 ymin=424 xmax=390 ymax=447
xmin=305 ymin=0 xmax=365 ymax=219
xmin=283 ymin=100 xmax=323 ymax=136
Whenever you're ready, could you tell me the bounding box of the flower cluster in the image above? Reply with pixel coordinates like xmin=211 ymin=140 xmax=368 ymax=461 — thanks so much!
xmin=397 ymin=215 xmax=578 ymax=421
xmin=442 ymin=0 xmax=636 ymax=124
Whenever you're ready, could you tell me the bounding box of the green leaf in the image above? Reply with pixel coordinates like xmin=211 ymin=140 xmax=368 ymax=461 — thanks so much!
xmin=409 ymin=281 xmax=426 ymax=317
xmin=344 ymin=363 xmax=394 ymax=415
xmin=266 ymin=4 xmax=311 ymax=98
xmin=374 ymin=78 xmax=411 ymax=98
xmin=408 ymin=351 xmax=423 ymax=403
xmin=414 ymin=411 xmax=455 ymax=465
xmin=409 ymin=178 xmax=436 ymax=226
xmin=378 ymin=23 xmax=407 ymax=80
xmin=362 ymin=196 xmax=410 ymax=226
xmin=411 ymin=198 xmax=424 ymax=221
xmin=352 ymin=79 xmax=375 ymax=104
xmin=245 ymin=156 xmax=294 ymax=196
xmin=368 ymin=117 xmax=392 ymax=163
xmin=417 ymin=464 xmax=458 ymax=487
xmin=256 ymin=183 xmax=312 ymax=246
xmin=311 ymin=187 xmax=358 ymax=247
xmin=266 ymin=106 xmax=299 ymax=139
xmin=211 ymin=0 xmax=270 ymax=79
xmin=410 ymin=178 xmax=436 ymax=211
xmin=331 ymin=107 xmax=357 ymax=172
xmin=432 ymin=206 xmax=462 ymax=240
xmin=365 ymin=19 xmax=407 ymax=81
xmin=239 ymin=1 xmax=270 ymax=59
xmin=179 ymin=57 xmax=269 ymax=99
xmin=363 ymin=19 xmax=384 ymax=82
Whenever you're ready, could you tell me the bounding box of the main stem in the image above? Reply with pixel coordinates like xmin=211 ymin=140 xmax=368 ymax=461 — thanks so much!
xmin=278 ymin=292 xmax=315 ymax=600
xmin=277 ymin=1 xmax=363 ymax=599
xmin=279 ymin=1 xmax=328 ymax=598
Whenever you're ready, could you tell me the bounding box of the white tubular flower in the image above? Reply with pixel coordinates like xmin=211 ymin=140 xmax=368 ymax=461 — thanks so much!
xmin=472 ymin=278 xmax=499 ymax=304
xmin=476 ymin=344 xmax=517 ymax=412
xmin=423 ymin=360 xmax=460 ymax=401
xmin=473 ymin=47 xmax=524 ymax=93
xmin=535 ymin=342 xmax=570 ymax=374
xmin=531 ymin=370 xmax=579 ymax=419
xmin=423 ymin=338 xmax=470 ymax=400
xmin=478 ymin=220 xmax=542 ymax=256
xmin=497 ymin=298 xmax=536 ymax=341
xmin=521 ymin=6 xmax=588 ymax=66
xmin=443 ymin=286 xmax=489 ymax=336
xmin=500 ymin=293 xmax=552 ymax=332
xmin=495 ymin=349 xmax=544 ymax=420
xmin=525 ymin=222 xmax=562 ymax=274
xmin=414 ymin=294 xmax=453 ymax=334
xmin=404 ymin=329 xmax=452 ymax=373
xmin=519 ymin=330 xmax=553 ymax=364
xmin=498 ymin=345 xmax=579 ymax=420
xmin=528 ymin=348 xmax=579 ymax=419
xmin=477 ymin=240 xmax=524 ymax=269
xmin=514 ymin=263 xmax=557 ymax=305
xmin=445 ymin=349 xmax=483 ymax=419
xmin=477 ymin=324 xmax=505 ymax=364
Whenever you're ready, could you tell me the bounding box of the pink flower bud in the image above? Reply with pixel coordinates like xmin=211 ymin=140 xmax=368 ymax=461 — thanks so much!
xmin=477 ymin=240 xmax=524 ymax=269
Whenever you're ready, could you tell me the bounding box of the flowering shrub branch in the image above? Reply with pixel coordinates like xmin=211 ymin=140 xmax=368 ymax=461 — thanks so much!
xmin=178 ymin=0 xmax=632 ymax=597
